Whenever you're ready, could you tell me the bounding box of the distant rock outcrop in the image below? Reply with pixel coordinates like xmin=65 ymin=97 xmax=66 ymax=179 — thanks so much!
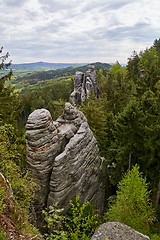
xmin=70 ymin=65 xmax=99 ymax=106
xmin=91 ymin=222 xmax=150 ymax=240
xmin=25 ymin=103 xmax=106 ymax=219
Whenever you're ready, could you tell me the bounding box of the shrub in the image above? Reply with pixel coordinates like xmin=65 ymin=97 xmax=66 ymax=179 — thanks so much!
xmin=0 ymin=124 xmax=37 ymax=211
xmin=63 ymin=195 xmax=99 ymax=240
xmin=42 ymin=202 xmax=67 ymax=240
xmin=105 ymin=165 xmax=155 ymax=235
xmin=151 ymin=234 xmax=160 ymax=240
xmin=0 ymin=188 xmax=5 ymax=214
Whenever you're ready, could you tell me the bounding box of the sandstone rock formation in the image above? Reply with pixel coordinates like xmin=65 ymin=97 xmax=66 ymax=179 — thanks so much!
xmin=91 ymin=222 xmax=150 ymax=240
xmin=70 ymin=65 xmax=99 ymax=106
xmin=25 ymin=103 xmax=106 ymax=217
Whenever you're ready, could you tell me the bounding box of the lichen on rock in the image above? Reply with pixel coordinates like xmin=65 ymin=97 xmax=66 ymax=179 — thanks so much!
xmin=91 ymin=222 xmax=150 ymax=240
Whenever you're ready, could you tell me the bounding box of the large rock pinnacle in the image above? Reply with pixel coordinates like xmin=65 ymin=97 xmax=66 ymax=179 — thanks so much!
xmin=25 ymin=103 xmax=106 ymax=218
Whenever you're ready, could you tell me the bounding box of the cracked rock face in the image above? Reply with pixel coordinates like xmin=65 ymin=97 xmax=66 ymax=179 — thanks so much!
xmin=25 ymin=103 xmax=106 ymax=215
xmin=91 ymin=222 xmax=150 ymax=240
xmin=70 ymin=65 xmax=99 ymax=106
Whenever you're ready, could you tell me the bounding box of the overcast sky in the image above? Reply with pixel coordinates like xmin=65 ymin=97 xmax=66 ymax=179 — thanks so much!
xmin=1 ymin=0 xmax=160 ymax=64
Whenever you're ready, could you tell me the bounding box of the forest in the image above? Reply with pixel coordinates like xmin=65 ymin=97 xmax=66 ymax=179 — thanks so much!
xmin=0 ymin=39 xmax=160 ymax=239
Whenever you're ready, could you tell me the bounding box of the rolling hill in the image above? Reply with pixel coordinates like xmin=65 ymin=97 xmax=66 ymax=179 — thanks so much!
xmin=10 ymin=61 xmax=87 ymax=71
xmin=12 ymin=62 xmax=111 ymax=91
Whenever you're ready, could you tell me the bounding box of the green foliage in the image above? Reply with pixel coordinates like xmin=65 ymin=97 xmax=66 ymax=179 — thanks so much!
xmin=151 ymin=234 xmax=160 ymax=240
xmin=127 ymin=50 xmax=140 ymax=84
xmin=137 ymin=47 xmax=160 ymax=94
xmin=18 ymin=79 xmax=73 ymax=129
xmin=105 ymin=165 xmax=155 ymax=235
xmin=0 ymin=124 xmax=37 ymax=211
xmin=64 ymin=195 xmax=99 ymax=240
xmin=0 ymin=188 xmax=5 ymax=214
xmin=96 ymin=69 xmax=112 ymax=98
xmin=0 ymin=229 xmax=8 ymax=240
xmin=0 ymin=47 xmax=20 ymax=126
xmin=108 ymin=100 xmax=145 ymax=183
xmin=42 ymin=197 xmax=100 ymax=240
xmin=11 ymin=62 xmax=110 ymax=92
xmin=153 ymin=38 xmax=160 ymax=67
xmin=139 ymin=91 xmax=160 ymax=187
xmin=107 ymin=88 xmax=160 ymax=192
xmin=108 ymin=62 xmax=132 ymax=113
xmin=79 ymin=92 xmax=109 ymax=157
xmin=109 ymin=61 xmax=128 ymax=90
xmin=42 ymin=202 xmax=67 ymax=240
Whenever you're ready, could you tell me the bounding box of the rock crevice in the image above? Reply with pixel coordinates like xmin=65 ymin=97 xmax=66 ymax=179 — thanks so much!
xmin=25 ymin=103 xmax=106 ymax=215
xmin=70 ymin=65 xmax=99 ymax=106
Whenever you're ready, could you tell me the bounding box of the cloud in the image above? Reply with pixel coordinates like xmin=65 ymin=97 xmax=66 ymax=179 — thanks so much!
xmin=3 ymin=0 xmax=27 ymax=7
xmin=1 ymin=0 xmax=160 ymax=63
xmin=38 ymin=0 xmax=78 ymax=13
xmin=100 ymin=22 xmax=155 ymax=42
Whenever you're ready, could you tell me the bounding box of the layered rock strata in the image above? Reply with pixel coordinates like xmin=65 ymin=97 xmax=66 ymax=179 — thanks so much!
xmin=25 ymin=103 xmax=106 ymax=215
xmin=70 ymin=65 xmax=99 ymax=106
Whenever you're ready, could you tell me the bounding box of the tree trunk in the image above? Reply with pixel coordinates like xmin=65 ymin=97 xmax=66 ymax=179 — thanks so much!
xmin=155 ymin=179 xmax=160 ymax=212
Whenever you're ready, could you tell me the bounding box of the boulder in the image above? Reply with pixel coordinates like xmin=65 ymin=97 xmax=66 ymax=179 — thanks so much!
xmin=70 ymin=65 xmax=99 ymax=106
xmin=25 ymin=103 xmax=106 ymax=217
xmin=91 ymin=222 xmax=150 ymax=240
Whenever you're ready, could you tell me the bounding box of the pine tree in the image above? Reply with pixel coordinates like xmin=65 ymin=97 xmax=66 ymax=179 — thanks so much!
xmin=108 ymin=99 xmax=145 ymax=183
xmin=0 ymin=47 xmax=20 ymax=126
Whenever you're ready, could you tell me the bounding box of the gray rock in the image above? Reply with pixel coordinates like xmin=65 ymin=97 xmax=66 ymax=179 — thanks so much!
xmin=25 ymin=103 xmax=106 ymax=217
xmin=70 ymin=65 xmax=99 ymax=106
xmin=91 ymin=222 xmax=150 ymax=240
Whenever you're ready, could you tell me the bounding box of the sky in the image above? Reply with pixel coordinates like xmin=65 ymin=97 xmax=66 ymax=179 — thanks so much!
xmin=1 ymin=0 xmax=160 ymax=64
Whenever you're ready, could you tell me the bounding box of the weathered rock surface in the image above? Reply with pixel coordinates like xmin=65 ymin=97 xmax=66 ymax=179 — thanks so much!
xmin=70 ymin=65 xmax=99 ymax=106
xmin=91 ymin=222 xmax=150 ymax=240
xmin=25 ymin=103 xmax=106 ymax=215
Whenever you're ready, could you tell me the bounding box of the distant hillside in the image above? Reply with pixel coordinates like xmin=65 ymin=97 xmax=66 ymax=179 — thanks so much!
xmin=12 ymin=62 xmax=111 ymax=91
xmin=15 ymin=62 xmax=111 ymax=81
xmin=10 ymin=62 xmax=88 ymax=70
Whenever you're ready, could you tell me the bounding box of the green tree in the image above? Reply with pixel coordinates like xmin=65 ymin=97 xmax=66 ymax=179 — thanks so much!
xmin=0 ymin=47 xmax=20 ymax=126
xmin=96 ymin=69 xmax=113 ymax=99
xmin=108 ymin=89 xmax=160 ymax=206
xmin=105 ymin=165 xmax=155 ymax=235
xmin=109 ymin=61 xmax=128 ymax=90
xmin=153 ymin=38 xmax=160 ymax=67
xmin=79 ymin=91 xmax=109 ymax=157
xmin=108 ymin=62 xmax=131 ymax=113
xmin=127 ymin=50 xmax=140 ymax=84
xmin=137 ymin=47 xmax=160 ymax=94
xmin=108 ymin=100 xmax=145 ymax=184
xmin=140 ymin=90 xmax=160 ymax=207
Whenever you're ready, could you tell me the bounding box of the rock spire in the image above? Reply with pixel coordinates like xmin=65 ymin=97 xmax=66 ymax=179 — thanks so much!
xmin=70 ymin=65 xmax=99 ymax=106
xmin=25 ymin=103 xmax=106 ymax=219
